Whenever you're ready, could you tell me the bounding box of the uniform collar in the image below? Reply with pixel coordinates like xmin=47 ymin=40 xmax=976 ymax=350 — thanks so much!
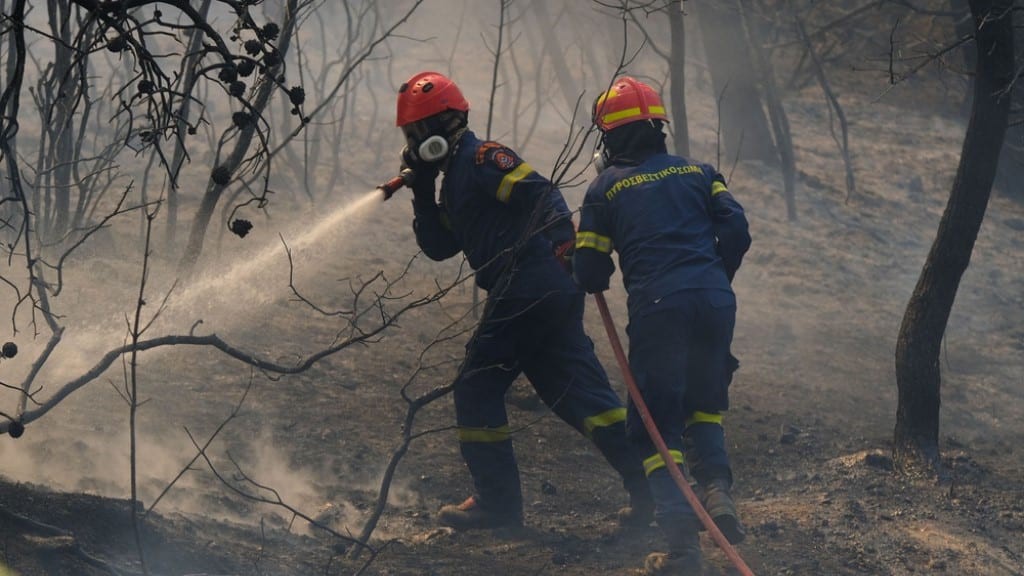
xmin=440 ymin=128 xmax=471 ymax=173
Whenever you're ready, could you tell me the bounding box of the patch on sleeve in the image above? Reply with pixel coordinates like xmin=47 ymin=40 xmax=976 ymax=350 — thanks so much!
xmin=475 ymin=141 xmax=502 ymax=165
xmin=476 ymin=141 xmax=521 ymax=172
xmin=492 ymin=149 xmax=517 ymax=171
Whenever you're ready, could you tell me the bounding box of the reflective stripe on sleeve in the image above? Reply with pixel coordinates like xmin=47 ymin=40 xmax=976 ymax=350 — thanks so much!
xmin=643 ymin=450 xmax=684 ymax=476
xmin=495 ymin=163 xmax=534 ymax=203
xmin=712 ymin=181 xmax=728 ymax=196
xmin=582 ymin=407 xmax=627 ymax=438
xmin=576 ymin=231 xmax=613 ymax=253
xmin=685 ymin=411 xmax=723 ymax=427
xmin=457 ymin=425 xmax=511 ymax=443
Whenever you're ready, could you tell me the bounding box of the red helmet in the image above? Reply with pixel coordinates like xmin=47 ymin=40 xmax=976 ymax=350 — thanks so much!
xmin=396 ymin=71 xmax=470 ymax=127
xmin=592 ymin=76 xmax=668 ymax=132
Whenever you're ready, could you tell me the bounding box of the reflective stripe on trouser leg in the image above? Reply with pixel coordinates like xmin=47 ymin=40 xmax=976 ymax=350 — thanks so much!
xmin=583 ymin=407 xmax=627 ymax=438
xmin=588 ymin=412 xmax=649 ymax=497
xmin=517 ymin=291 xmax=647 ymax=496
xmin=683 ymin=413 xmax=732 ymax=486
xmin=457 ymin=425 xmax=511 ymax=443
xmin=622 ymin=294 xmax=693 ymax=525
xmin=642 ymin=449 xmax=685 ymax=477
xmin=685 ymin=411 xmax=723 ymax=427
xmin=644 ymin=450 xmax=696 ymax=525
xmin=454 ymin=392 xmax=522 ymax=517
xmin=454 ymin=303 xmax=524 ymax=518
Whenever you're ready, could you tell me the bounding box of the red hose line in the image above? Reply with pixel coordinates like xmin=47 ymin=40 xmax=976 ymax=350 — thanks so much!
xmin=593 ymin=292 xmax=755 ymax=576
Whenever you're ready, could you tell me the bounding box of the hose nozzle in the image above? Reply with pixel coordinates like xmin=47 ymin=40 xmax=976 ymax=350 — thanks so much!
xmin=378 ymin=168 xmax=415 ymax=200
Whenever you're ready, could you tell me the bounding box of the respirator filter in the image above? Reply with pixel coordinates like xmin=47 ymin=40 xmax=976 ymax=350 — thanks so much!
xmin=418 ymin=135 xmax=450 ymax=163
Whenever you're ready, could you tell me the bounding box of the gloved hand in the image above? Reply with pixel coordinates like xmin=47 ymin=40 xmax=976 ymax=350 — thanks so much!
xmin=401 ymin=146 xmax=440 ymax=211
xmin=401 ymin=146 xmax=440 ymax=188
xmin=553 ymin=239 xmax=574 ymax=275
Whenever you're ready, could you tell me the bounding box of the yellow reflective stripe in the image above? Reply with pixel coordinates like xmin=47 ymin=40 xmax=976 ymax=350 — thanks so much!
xmin=495 ymin=162 xmax=533 ymax=203
xmin=576 ymin=231 xmax=613 ymax=254
xmin=601 ymin=106 xmax=643 ymax=125
xmin=712 ymin=181 xmax=728 ymax=196
xmin=643 ymin=450 xmax=684 ymax=476
xmin=601 ymin=105 xmax=666 ymax=126
xmin=685 ymin=411 xmax=723 ymax=427
xmin=583 ymin=407 xmax=626 ymax=438
xmin=457 ymin=425 xmax=511 ymax=443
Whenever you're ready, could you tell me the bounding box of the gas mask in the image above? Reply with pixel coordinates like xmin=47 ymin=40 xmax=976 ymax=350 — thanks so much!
xmin=402 ymin=115 xmax=457 ymax=164
xmin=417 ymin=135 xmax=449 ymax=163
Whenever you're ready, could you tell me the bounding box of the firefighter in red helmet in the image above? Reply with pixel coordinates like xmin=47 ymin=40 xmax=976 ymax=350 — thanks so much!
xmin=394 ymin=71 xmax=652 ymax=530
xmin=575 ymin=76 xmax=752 ymax=575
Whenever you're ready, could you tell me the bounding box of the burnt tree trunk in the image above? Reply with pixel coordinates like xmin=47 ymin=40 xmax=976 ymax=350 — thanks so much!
xmin=950 ymin=0 xmax=1022 ymax=203
xmin=993 ymin=4 xmax=1024 ymax=201
xmin=45 ymin=0 xmax=75 ymax=240
xmin=740 ymin=0 xmax=797 ymax=220
xmin=893 ymin=0 xmax=1013 ymax=475
xmin=950 ymin=0 xmax=975 ymax=117
xmin=530 ymin=0 xmax=580 ymax=120
xmin=178 ymin=0 xmax=298 ymax=275
xmin=165 ymin=0 xmax=213 ymax=251
xmin=693 ymin=0 xmax=777 ymax=164
xmin=668 ymin=0 xmax=689 ymax=157
xmin=794 ymin=12 xmax=855 ymax=204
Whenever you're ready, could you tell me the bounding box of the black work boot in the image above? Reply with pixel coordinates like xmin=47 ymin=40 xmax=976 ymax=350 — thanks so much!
xmin=436 ymin=496 xmax=522 ymax=531
xmin=701 ymin=479 xmax=746 ymax=544
xmin=640 ymin=524 xmax=703 ymax=575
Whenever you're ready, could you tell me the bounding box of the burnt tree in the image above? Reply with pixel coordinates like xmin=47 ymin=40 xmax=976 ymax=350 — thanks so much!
xmin=740 ymin=0 xmax=797 ymax=220
xmin=992 ymin=3 xmax=1024 ymax=201
xmin=893 ymin=0 xmax=1014 ymax=475
xmin=693 ymin=0 xmax=777 ymax=163
xmin=530 ymin=1 xmax=581 ymax=120
xmin=667 ymin=0 xmax=689 ymax=156
xmin=178 ymin=0 xmax=301 ymax=275
xmin=950 ymin=0 xmax=1023 ymax=204
xmin=165 ymin=0 xmax=213 ymax=249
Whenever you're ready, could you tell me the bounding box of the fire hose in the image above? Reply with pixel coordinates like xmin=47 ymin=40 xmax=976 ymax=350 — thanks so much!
xmin=377 ymin=168 xmax=415 ymax=200
xmin=593 ymin=292 xmax=755 ymax=576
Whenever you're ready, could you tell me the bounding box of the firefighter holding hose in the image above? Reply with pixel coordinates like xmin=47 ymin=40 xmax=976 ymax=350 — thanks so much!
xmin=390 ymin=71 xmax=653 ymax=531
xmin=574 ymin=77 xmax=752 ymax=575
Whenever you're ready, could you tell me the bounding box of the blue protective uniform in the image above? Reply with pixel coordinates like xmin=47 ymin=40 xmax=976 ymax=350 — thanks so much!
xmin=573 ymin=152 xmax=751 ymax=527
xmin=412 ymin=133 xmax=575 ymax=296
xmin=411 ymin=130 xmax=647 ymax=518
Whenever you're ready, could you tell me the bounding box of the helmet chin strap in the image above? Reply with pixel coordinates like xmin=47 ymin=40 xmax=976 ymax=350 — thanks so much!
xmin=593 ymin=149 xmax=609 ymax=175
xmin=594 ymin=122 xmax=666 ymax=173
xmin=593 ymin=135 xmax=611 ymax=175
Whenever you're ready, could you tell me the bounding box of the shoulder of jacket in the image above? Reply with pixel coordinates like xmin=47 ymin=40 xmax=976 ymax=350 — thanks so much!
xmin=586 ymin=167 xmax=628 ymax=200
xmin=473 ymin=140 xmax=524 ymax=172
xmin=695 ymin=160 xmax=720 ymax=176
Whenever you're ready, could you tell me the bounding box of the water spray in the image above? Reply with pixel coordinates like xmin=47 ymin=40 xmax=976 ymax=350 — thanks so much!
xmin=377 ymin=168 xmax=415 ymax=200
